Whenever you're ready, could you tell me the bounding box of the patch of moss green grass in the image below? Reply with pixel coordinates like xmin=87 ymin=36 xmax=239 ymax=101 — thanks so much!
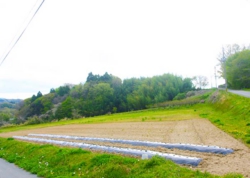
xmin=0 ymin=137 xmax=242 ymax=178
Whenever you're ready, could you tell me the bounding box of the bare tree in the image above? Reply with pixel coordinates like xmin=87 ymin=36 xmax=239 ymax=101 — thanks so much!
xmin=192 ymin=75 xmax=209 ymax=89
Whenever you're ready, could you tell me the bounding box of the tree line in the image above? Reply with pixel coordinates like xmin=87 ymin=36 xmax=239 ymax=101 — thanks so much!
xmin=16 ymin=72 xmax=194 ymax=123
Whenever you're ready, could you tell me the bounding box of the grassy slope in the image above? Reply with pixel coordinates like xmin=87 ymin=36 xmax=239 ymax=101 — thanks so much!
xmin=197 ymin=90 xmax=250 ymax=145
xmin=0 ymin=138 xmax=240 ymax=178
xmin=0 ymin=90 xmax=249 ymax=177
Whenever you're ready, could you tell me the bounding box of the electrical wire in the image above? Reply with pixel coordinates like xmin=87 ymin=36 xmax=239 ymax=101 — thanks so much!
xmin=0 ymin=0 xmax=45 ymax=67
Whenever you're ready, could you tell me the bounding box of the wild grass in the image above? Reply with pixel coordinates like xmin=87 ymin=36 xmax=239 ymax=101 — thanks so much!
xmin=0 ymin=137 xmax=242 ymax=178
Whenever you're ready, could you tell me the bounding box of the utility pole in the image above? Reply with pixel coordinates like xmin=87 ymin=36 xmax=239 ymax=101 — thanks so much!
xmin=214 ymin=66 xmax=217 ymax=89
xmin=210 ymin=75 xmax=212 ymax=88
xmin=221 ymin=48 xmax=228 ymax=92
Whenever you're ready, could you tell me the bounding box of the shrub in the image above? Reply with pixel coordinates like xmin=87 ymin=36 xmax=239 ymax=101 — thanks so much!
xmin=173 ymin=93 xmax=186 ymax=100
xmin=246 ymin=139 xmax=250 ymax=144
xmin=24 ymin=115 xmax=44 ymax=125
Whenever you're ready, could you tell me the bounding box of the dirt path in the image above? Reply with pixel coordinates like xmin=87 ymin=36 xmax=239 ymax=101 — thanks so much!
xmin=0 ymin=119 xmax=249 ymax=177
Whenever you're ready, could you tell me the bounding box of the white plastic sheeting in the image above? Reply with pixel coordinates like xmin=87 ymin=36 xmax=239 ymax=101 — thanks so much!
xmin=28 ymin=134 xmax=234 ymax=155
xmin=13 ymin=136 xmax=202 ymax=166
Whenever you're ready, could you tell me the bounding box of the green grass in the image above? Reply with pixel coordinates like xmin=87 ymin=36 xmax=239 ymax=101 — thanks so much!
xmin=0 ymin=107 xmax=201 ymax=134
xmin=0 ymin=137 xmax=242 ymax=178
xmin=196 ymin=90 xmax=250 ymax=145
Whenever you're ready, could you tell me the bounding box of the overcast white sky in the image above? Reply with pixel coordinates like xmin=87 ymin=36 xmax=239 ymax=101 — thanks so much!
xmin=0 ymin=0 xmax=250 ymax=99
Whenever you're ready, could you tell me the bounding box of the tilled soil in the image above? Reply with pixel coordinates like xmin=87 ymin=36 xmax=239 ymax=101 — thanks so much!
xmin=0 ymin=119 xmax=249 ymax=177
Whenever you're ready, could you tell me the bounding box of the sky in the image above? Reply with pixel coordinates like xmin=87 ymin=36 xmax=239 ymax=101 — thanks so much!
xmin=0 ymin=0 xmax=250 ymax=99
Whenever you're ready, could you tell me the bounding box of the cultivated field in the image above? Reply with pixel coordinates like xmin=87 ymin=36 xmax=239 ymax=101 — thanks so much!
xmin=1 ymin=119 xmax=249 ymax=177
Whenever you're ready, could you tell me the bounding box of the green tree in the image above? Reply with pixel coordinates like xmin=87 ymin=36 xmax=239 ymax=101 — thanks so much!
xmin=56 ymin=85 xmax=70 ymax=96
xmin=55 ymin=97 xmax=72 ymax=119
xmin=226 ymin=49 xmax=250 ymax=89
xmin=37 ymin=91 xmax=43 ymax=98
xmin=28 ymin=98 xmax=44 ymax=116
xmin=50 ymin=88 xmax=56 ymax=93
xmin=31 ymin=95 xmax=36 ymax=102
xmin=84 ymin=83 xmax=114 ymax=116
xmin=182 ymin=78 xmax=193 ymax=92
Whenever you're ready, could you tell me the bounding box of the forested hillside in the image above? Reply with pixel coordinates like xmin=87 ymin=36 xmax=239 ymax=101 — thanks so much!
xmin=13 ymin=73 xmax=193 ymax=124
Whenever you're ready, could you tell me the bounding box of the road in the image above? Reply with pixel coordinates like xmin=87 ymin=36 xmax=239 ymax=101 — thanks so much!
xmin=0 ymin=158 xmax=38 ymax=178
xmin=228 ymin=89 xmax=250 ymax=98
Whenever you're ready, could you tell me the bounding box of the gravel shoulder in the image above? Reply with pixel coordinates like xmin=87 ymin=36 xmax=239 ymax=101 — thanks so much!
xmin=0 ymin=119 xmax=249 ymax=177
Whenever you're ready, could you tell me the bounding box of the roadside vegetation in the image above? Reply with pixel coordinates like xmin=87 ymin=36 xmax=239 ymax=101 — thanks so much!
xmin=198 ymin=90 xmax=250 ymax=145
xmin=0 ymin=137 xmax=242 ymax=178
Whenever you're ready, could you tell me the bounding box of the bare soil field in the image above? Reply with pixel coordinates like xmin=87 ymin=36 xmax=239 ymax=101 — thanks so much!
xmin=1 ymin=119 xmax=250 ymax=177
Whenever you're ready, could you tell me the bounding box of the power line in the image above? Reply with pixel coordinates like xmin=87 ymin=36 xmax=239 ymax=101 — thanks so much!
xmin=0 ymin=0 xmax=45 ymax=67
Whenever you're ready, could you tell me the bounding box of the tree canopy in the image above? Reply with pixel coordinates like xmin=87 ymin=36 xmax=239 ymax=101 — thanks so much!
xmin=225 ymin=49 xmax=250 ymax=89
xmin=14 ymin=72 xmax=195 ymax=123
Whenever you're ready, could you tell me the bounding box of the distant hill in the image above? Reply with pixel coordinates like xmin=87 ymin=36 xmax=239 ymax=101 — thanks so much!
xmin=0 ymin=98 xmax=22 ymax=126
xmin=0 ymin=98 xmax=22 ymax=104
xmin=0 ymin=98 xmax=22 ymax=109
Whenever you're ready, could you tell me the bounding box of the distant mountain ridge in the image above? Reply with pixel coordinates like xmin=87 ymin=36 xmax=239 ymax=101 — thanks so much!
xmin=0 ymin=98 xmax=22 ymax=103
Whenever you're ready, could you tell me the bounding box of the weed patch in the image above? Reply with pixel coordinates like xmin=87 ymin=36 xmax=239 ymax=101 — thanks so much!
xmin=200 ymin=113 xmax=209 ymax=118
xmin=144 ymin=156 xmax=166 ymax=169
xmin=213 ymin=119 xmax=224 ymax=126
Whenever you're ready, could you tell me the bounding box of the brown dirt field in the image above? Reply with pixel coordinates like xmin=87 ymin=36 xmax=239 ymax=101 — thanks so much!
xmin=1 ymin=119 xmax=250 ymax=177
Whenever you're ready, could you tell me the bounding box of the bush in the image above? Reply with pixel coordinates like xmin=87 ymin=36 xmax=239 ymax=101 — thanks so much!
xmin=24 ymin=116 xmax=44 ymax=125
xmin=246 ymin=139 xmax=250 ymax=144
xmin=173 ymin=93 xmax=186 ymax=100
xmin=186 ymin=91 xmax=196 ymax=97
